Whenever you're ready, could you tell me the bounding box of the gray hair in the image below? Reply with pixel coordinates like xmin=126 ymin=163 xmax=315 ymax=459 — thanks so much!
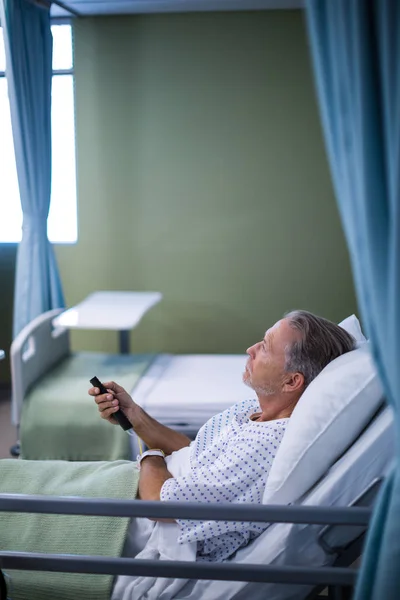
xmin=284 ymin=310 xmax=356 ymax=388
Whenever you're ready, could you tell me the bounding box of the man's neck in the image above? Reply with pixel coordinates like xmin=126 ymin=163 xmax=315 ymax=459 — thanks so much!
xmin=255 ymin=393 xmax=298 ymax=422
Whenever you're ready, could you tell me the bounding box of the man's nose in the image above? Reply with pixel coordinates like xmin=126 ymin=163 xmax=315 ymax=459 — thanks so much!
xmin=246 ymin=343 xmax=258 ymax=357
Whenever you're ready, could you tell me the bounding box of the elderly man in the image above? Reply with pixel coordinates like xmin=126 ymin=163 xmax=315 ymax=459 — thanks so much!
xmin=89 ymin=310 xmax=355 ymax=562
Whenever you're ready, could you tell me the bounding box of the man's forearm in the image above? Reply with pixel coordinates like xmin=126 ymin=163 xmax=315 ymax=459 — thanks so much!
xmin=127 ymin=404 xmax=191 ymax=455
xmin=138 ymin=456 xmax=174 ymax=512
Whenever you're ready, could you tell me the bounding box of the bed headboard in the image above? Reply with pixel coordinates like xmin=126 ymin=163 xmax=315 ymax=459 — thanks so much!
xmin=10 ymin=308 xmax=71 ymax=426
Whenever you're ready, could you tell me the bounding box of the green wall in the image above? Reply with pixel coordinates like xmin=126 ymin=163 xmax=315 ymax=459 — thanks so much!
xmin=0 ymin=10 xmax=357 ymax=381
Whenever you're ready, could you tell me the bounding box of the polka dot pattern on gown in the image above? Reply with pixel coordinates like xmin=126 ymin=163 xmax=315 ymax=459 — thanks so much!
xmin=160 ymin=399 xmax=288 ymax=562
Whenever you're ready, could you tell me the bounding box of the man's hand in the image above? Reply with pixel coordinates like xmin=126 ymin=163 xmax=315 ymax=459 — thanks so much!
xmin=88 ymin=381 xmax=136 ymax=426
xmin=89 ymin=379 xmax=191 ymax=455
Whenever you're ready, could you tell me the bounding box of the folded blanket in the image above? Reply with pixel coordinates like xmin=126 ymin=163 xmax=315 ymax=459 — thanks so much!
xmin=0 ymin=458 xmax=139 ymax=600
xmin=20 ymin=352 xmax=155 ymax=461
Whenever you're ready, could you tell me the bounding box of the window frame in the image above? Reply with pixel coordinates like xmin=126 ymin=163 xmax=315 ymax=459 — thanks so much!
xmin=0 ymin=17 xmax=73 ymax=81
xmin=0 ymin=17 xmax=77 ymax=245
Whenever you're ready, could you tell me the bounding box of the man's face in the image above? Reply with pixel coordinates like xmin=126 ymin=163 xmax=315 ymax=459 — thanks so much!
xmin=243 ymin=318 xmax=299 ymax=396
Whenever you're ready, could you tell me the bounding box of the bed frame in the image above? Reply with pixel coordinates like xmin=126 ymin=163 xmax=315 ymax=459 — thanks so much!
xmin=9 ymin=308 xmax=69 ymax=456
xmin=0 ymin=477 xmax=381 ymax=600
xmin=5 ymin=310 xmax=385 ymax=598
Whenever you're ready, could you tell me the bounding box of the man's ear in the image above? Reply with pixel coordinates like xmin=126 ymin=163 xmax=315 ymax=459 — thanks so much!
xmin=282 ymin=372 xmax=305 ymax=393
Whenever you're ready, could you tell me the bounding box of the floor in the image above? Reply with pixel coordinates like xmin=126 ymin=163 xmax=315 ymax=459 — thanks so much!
xmin=0 ymin=389 xmax=18 ymax=459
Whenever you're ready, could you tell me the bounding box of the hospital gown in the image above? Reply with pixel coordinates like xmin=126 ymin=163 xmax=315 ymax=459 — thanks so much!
xmin=160 ymin=399 xmax=288 ymax=562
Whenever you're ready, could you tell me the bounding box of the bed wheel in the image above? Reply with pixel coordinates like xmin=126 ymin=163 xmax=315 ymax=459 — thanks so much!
xmin=9 ymin=442 xmax=20 ymax=458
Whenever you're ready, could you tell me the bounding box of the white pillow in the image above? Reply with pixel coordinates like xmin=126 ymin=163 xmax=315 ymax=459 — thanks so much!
xmin=263 ymin=321 xmax=382 ymax=505
xmin=338 ymin=314 xmax=367 ymax=343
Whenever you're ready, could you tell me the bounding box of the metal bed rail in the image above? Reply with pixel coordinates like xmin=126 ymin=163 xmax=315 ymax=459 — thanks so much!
xmin=0 ymin=495 xmax=370 ymax=588
xmin=0 ymin=554 xmax=357 ymax=587
xmin=0 ymin=495 xmax=371 ymax=524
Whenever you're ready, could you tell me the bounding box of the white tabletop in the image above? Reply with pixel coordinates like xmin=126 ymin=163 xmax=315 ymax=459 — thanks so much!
xmin=53 ymin=291 xmax=162 ymax=331
xmin=0 ymin=350 xmax=4 ymax=361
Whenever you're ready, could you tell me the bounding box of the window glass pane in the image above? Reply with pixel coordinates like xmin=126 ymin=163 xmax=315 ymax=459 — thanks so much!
xmin=48 ymin=74 xmax=77 ymax=243
xmin=52 ymin=24 xmax=73 ymax=71
xmin=0 ymin=78 xmax=23 ymax=242
xmin=0 ymin=28 xmax=5 ymax=72
xmin=0 ymin=75 xmax=77 ymax=243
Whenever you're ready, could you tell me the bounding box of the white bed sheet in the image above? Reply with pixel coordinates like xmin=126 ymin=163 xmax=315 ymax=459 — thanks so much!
xmin=131 ymin=354 xmax=251 ymax=427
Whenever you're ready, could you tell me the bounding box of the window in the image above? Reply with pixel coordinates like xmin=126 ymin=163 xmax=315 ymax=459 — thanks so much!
xmin=0 ymin=23 xmax=77 ymax=243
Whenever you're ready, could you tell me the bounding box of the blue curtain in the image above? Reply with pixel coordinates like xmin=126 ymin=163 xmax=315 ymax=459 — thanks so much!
xmin=305 ymin=1 xmax=400 ymax=598
xmin=0 ymin=0 xmax=65 ymax=338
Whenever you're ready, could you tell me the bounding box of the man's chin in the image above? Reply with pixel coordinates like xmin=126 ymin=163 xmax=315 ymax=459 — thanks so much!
xmin=243 ymin=373 xmax=254 ymax=390
xmin=243 ymin=374 xmax=276 ymax=396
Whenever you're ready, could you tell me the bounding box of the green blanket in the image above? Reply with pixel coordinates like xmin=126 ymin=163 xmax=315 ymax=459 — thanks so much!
xmin=0 ymin=458 xmax=140 ymax=600
xmin=20 ymin=352 xmax=155 ymax=461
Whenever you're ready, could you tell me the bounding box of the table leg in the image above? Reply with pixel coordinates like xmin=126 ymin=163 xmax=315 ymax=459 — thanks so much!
xmin=119 ymin=330 xmax=130 ymax=354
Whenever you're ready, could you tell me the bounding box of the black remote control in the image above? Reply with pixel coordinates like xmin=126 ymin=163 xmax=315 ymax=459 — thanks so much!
xmin=90 ymin=376 xmax=132 ymax=431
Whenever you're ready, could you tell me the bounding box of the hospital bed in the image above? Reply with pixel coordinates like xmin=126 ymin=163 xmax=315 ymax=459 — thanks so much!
xmin=10 ymin=308 xmax=250 ymax=460
xmin=0 ymin=403 xmax=393 ymax=600
xmin=1 ymin=319 xmax=391 ymax=600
